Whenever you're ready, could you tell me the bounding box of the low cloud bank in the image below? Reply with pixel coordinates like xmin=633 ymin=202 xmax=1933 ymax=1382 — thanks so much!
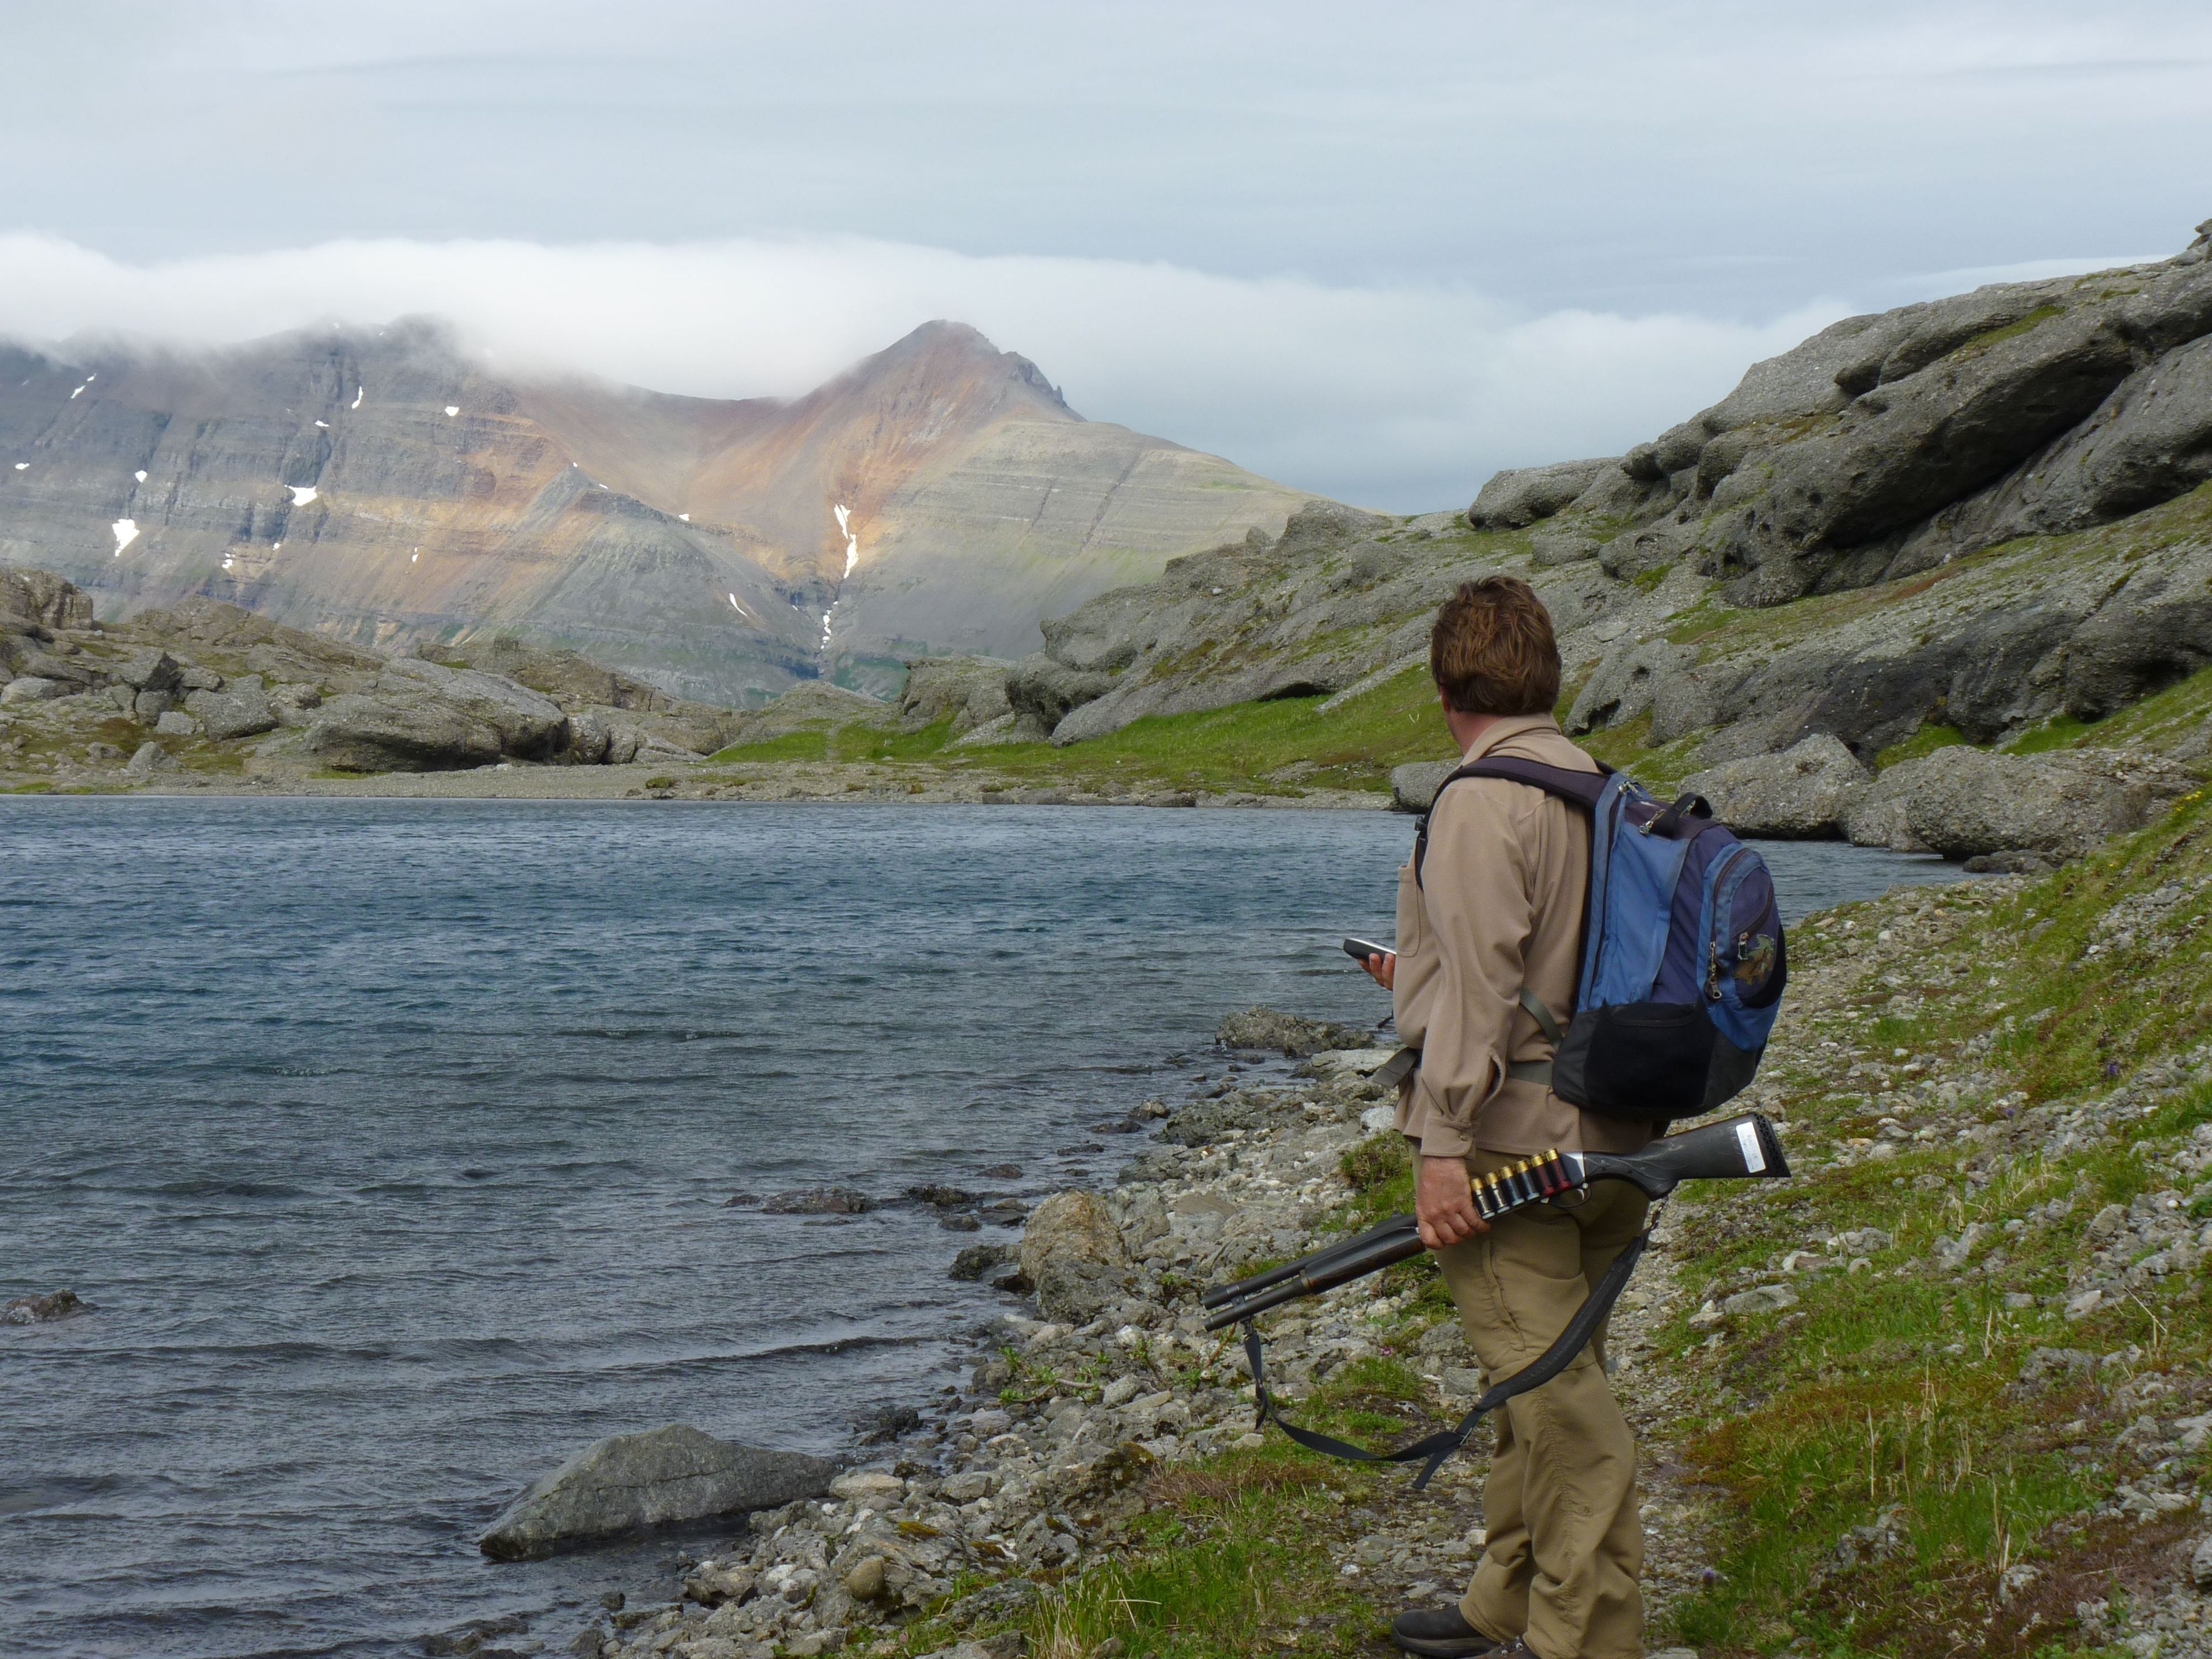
xmin=1 ymin=231 xmax=1862 ymax=509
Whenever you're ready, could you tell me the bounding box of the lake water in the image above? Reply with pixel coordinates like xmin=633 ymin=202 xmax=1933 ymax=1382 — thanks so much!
xmin=0 ymin=800 xmax=1965 ymax=1657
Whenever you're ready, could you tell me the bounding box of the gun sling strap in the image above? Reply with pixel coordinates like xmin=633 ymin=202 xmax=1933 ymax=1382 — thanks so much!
xmin=1239 ymin=1225 xmax=1650 ymax=1490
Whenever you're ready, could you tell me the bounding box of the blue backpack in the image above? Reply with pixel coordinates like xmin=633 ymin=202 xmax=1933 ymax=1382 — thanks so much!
xmin=1416 ymin=760 xmax=1787 ymax=1124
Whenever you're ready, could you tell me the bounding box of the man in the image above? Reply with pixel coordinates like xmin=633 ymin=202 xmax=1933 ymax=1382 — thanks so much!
xmin=1363 ymin=576 xmax=1659 ymax=1659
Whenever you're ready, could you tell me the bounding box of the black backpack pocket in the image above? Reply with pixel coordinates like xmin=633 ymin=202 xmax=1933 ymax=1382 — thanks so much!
xmin=1552 ymin=1001 xmax=1716 ymax=1123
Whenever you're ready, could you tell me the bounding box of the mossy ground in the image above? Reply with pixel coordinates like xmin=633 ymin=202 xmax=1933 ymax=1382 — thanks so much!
xmin=881 ymin=1368 xmax=1442 ymax=1659
xmin=707 ymin=666 xmax=1459 ymax=799
xmin=1651 ymin=784 xmax=2212 ymax=1656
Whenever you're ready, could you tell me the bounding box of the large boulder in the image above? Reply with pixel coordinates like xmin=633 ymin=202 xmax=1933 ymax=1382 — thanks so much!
xmin=302 ymin=693 xmax=505 ymax=772
xmin=0 ymin=567 xmax=93 ymax=630
xmin=1005 ymin=657 xmax=1115 ymax=743
xmin=1840 ymin=756 xmax=1937 ymax=851
xmin=1467 ymin=458 xmax=1618 ymax=530
xmin=124 ymin=741 xmax=176 ymax=777
xmin=3 ymin=1289 xmax=88 ymax=1324
xmin=1681 ymin=734 xmax=1872 ymax=838
xmin=185 ymin=680 xmax=279 ymax=741
xmin=899 ymin=656 xmax=1014 ymax=735
xmin=1390 ymin=759 xmax=1458 ymax=813
xmin=377 ymin=660 xmax=569 ymax=759
xmin=1977 ymin=332 xmax=2212 ymax=537
xmin=1217 ymin=1006 xmax=1373 ymax=1056
xmin=119 ymin=650 xmax=184 ymax=692
xmin=479 ymin=1424 xmax=834 ymax=1561
xmin=13 ymin=646 xmax=101 ymax=688
xmin=1566 ymin=638 xmax=1699 ymax=737
xmin=570 ymin=708 xmax=643 ymax=765
xmin=2 ymin=675 xmax=65 ymax=704
xmin=1899 ymin=746 xmax=2194 ymax=859
xmin=1017 ymin=1192 xmax=1131 ymax=1323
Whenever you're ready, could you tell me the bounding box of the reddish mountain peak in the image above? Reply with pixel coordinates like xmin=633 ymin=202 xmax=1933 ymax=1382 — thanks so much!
xmin=827 ymin=320 xmax=1074 ymax=420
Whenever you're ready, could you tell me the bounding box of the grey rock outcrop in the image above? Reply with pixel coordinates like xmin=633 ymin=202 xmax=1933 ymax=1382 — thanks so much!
xmin=377 ymin=660 xmax=569 ymax=759
xmin=118 ymin=649 xmax=183 ymax=692
xmin=3 ymin=1289 xmax=88 ymax=1324
xmin=268 ymin=682 xmax=322 ymax=725
xmin=1216 ymin=1006 xmax=1374 ymax=1056
xmin=1468 ymin=458 xmax=1618 ymax=530
xmin=1702 ymin=304 xmax=2138 ymax=602
xmin=2 ymin=675 xmax=63 ymax=704
xmin=0 ymin=567 xmax=93 ymax=630
xmin=1563 ymin=517 xmax=2212 ymax=764
xmin=1005 ymin=657 xmax=1116 ymax=741
xmin=124 ymin=740 xmax=175 ymax=776
xmin=1840 ymin=758 xmax=1936 ymax=851
xmin=479 ymin=1424 xmax=835 ymax=1560
xmin=303 ymin=693 xmax=505 ymax=772
xmin=1948 ymin=333 xmax=2212 ymax=543
xmin=1566 ymin=638 xmax=1700 ymax=737
xmin=435 ymin=637 xmax=745 ymax=755
xmin=185 ymin=680 xmax=279 ymax=741
xmin=1510 ymin=222 xmax=2212 ymax=619
xmin=567 ymin=709 xmax=618 ymax=764
xmin=1390 ymin=759 xmax=1459 ymax=813
xmin=1017 ymin=1192 xmax=1131 ymax=1323
xmin=900 ymin=656 xmax=1015 ymax=735
xmin=997 ymin=498 xmax=1632 ymax=745
xmin=1898 ymin=747 xmax=2194 ymax=859
xmin=1680 ymin=734 xmax=1872 ymax=838
xmin=0 ymin=569 xmax=749 ymax=782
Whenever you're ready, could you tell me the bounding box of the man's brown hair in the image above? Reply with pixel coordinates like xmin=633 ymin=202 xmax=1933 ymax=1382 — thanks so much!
xmin=1430 ymin=575 xmax=1561 ymax=716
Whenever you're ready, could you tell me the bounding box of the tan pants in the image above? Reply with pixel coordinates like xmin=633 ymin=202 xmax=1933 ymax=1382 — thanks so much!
xmin=1433 ymin=1151 xmax=1648 ymax=1659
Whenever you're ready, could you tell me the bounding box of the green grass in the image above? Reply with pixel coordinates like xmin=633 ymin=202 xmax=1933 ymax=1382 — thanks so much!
xmin=1876 ymin=722 xmax=1971 ymax=770
xmin=707 ymin=665 xmax=1458 ymax=797
xmin=885 ymin=1354 xmax=1477 ymax=1659
xmin=707 ymin=729 xmax=833 ymax=763
xmin=1647 ymin=782 xmax=2212 ymax=1654
xmin=1574 ymin=711 xmax=1709 ymax=794
xmin=2005 ymin=661 xmax=2212 ymax=758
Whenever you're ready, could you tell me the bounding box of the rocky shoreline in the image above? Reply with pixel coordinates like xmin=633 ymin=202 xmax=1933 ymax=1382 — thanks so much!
xmin=70 ymin=764 xmax=1389 ymax=810
xmin=503 ymin=839 xmax=2212 ymax=1659
xmin=536 ymin=1006 xmax=1726 ymax=1659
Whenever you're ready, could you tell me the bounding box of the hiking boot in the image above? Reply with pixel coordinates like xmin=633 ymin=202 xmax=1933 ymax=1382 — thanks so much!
xmin=1389 ymin=1606 xmax=1500 ymax=1657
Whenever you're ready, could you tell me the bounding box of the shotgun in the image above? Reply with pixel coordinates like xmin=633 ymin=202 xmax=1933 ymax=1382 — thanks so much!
xmin=1202 ymin=1111 xmax=1789 ymax=1332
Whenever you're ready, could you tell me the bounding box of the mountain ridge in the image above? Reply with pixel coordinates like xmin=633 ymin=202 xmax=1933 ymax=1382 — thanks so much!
xmin=0 ymin=317 xmax=1310 ymax=703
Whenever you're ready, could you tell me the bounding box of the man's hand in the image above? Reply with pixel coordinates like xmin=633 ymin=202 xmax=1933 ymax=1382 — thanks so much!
xmin=1362 ymin=950 xmax=1396 ymax=991
xmin=1416 ymin=1154 xmax=1488 ymax=1250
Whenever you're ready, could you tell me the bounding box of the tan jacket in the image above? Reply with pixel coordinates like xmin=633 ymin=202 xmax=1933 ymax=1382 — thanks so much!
xmin=1392 ymin=714 xmax=1657 ymax=1160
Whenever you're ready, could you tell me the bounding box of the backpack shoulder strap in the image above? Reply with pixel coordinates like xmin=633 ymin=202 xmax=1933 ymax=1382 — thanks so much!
xmin=1414 ymin=757 xmax=1612 ymax=887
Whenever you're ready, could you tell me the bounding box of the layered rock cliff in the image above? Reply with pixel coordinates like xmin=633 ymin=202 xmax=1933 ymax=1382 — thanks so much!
xmin=969 ymin=218 xmax=2212 ymax=797
xmin=0 ymin=319 xmax=1310 ymax=706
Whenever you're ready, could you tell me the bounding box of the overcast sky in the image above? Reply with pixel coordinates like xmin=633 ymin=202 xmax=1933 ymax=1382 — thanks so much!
xmin=3 ymin=1 xmax=2206 ymax=507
